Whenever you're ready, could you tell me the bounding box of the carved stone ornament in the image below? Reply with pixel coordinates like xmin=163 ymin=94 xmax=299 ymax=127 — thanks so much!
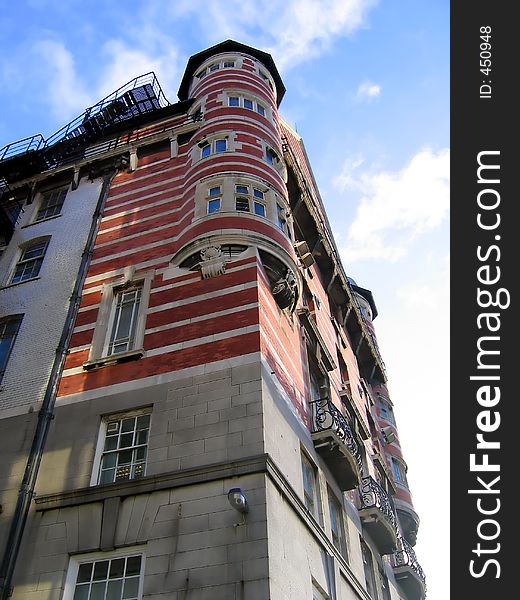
xmin=199 ymin=245 xmax=226 ymax=279
xmin=271 ymin=268 xmax=297 ymax=309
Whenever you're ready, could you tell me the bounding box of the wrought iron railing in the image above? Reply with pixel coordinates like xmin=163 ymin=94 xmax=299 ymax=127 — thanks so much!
xmin=393 ymin=537 xmax=427 ymax=586
xmin=0 ymin=134 xmax=44 ymax=162
xmin=309 ymin=397 xmax=363 ymax=472
xmin=359 ymin=475 xmax=398 ymax=532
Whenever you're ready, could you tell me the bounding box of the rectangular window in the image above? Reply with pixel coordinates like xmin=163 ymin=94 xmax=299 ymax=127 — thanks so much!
xmin=35 ymin=187 xmax=67 ymax=221
xmin=11 ymin=239 xmax=48 ymax=284
xmin=98 ymin=413 xmax=150 ymax=484
xmin=301 ymin=452 xmax=319 ymax=518
xmin=253 ymin=189 xmax=264 ymax=199
xmin=107 ymin=286 xmax=142 ymax=356
xmin=209 ymin=186 xmax=221 ymax=197
xmin=209 ymin=63 xmax=219 ymax=72
xmin=253 ymin=201 xmax=266 ymax=217
xmin=0 ymin=315 xmax=22 ymax=382
xmin=379 ymin=568 xmax=392 ymax=600
xmin=256 ymin=104 xmax=266 ymax=116
xmin=360 ymin=539 xmax=377 ymax=598
xmin=208 ymin=198 xmax=221 ymax=214
xmin=328 ymin=493 xmax=347 ymax=558
xmin=201 ymin=143 xmax=211 ymax=158
xmin=68 ymin=553 xmax=144 ymax=600
xmin=214 ymin=139 xmax=227 ymax=153
xmin=235 ymin=185 xmax=248 ymax=194
xmin=196 ymin=69 xmax=206 ymax=79
xmin=277 ymin=204 xmax=287 ymax=232
xmin=243 ymin=98 xmax=253 ymax=110
xmin=235 ymin=197 xmax=250 ymax=212
xmin=228 ymin=97 xmax=240 ymax=106
xmin=223 ymin=61 xmax=235 ymax=68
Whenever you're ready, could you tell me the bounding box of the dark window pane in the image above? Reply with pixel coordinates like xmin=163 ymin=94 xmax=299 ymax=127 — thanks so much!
xmin=73 ymin=584 xmax=90 ymax=600
xmin=215 ymin=139 xmax=227 ymax=153
xmin=77 ymin=563 xmax=93 ymax=583
xmin=109 ymin=558 xmax=125 ymax=579
xmin=243 ymin=99 xmax=253 ymax=109
xmin=90 ymin=582 xmax=106 ymax=600
xmin=125 ymin=556 xmax=141 ymax=576
xmin=93 ymin=560 xmax=109 ymax=580
xmin=106 ymin=580 xmax=123 ymax=600
xmin=122 ymin=577 xmax=139 ymax=599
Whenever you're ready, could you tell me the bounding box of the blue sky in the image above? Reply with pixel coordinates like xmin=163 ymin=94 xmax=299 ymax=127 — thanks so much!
xmin=0 ymin=1 xmax=449 ymax=597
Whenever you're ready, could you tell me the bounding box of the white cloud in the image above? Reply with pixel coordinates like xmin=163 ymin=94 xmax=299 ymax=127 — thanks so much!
xmin=32 ymin=40 xmax=92 ymax=119
xmin=167 ymin=0 xmax=379 ymax=69
xmin=336 ymin=148 xmax=450 ymax=263
xmin=356 ymin=80 xmax=381 ymax=101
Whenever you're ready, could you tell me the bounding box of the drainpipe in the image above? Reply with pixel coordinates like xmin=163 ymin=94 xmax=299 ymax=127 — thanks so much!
xmin=0 ymin=157 xmax=126 ymax=599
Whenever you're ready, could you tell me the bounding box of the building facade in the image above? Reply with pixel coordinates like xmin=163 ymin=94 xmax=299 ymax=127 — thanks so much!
xmin=0 ymin=41 xmax=425 ymax=600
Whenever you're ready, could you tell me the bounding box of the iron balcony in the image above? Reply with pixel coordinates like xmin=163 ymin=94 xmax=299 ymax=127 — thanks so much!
xmin=358 ymin=475 xmax=399 ymax=554
xmin=309 ymin=397 xmax=363 ymax=491
xmin=392 ymin=537 xmax=427 ymax=600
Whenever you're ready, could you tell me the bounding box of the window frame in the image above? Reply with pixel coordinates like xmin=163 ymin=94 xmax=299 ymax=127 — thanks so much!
xmin=360 ymin=538 xmax=378 ymax=599
xmin=301 ymin=451 xmax=321 ymax=521
xmin=105 ymin=285 xmax=143 ymax=357
xmin=85 ymin=271 xmax=154 ymax=369
xmin=63 ymin=548 xmax=146 ymax=600
xmin=9 ymin=237 xmax=50 ymax=285
xmin=92 ymin=407 xmax=152 ymax=486
xmin=0 ymin=314 xmax=23 ymax=383
xmin=34 ymin=186 xmax=68 ymax=222
xmin=328 ymin=490 xmax=348 ymax=559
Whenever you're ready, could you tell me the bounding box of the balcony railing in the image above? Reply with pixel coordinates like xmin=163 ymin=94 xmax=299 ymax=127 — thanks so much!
xmin=392 ymin=537 xmax=427 ymax=599
xmin=358 ymin=475 xmax=399 ymax=554
xmin=309 ymin=397 xmax=363 ymax=490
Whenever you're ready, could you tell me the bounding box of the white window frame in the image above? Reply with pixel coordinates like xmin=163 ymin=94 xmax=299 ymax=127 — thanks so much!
xmin=34 ymin=186 xmax=68 ymax=222
xmin=85 ymin=270 xmax=154 ymax=369
xmin=91 ymin=407 xmax=152 ymax=486
xmin=328 ymin=490 xmax=348 ymax=559
xmin=207 ymin=185 xmax=222 ymax=214
xmin=301 ymin=451 xmax=321 ymax=521
xmin=0 ymin=314 xmax=23 ymax=383
xmin=63 ymin=548 xmax=146 ymax=600
xmin=199 ymin=137 xmax=228 ymax=160
xmin=9 ymin=237 xmax=50 ymax=285
xmin=227 ymin=94 xmax=268 ymax=118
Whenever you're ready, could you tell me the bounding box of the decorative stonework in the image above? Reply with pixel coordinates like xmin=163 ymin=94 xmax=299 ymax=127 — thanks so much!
xmin=199 ymin=245 xmax=226 ymax=278
xmin=271 ymin=268 xmax=297 ymax=309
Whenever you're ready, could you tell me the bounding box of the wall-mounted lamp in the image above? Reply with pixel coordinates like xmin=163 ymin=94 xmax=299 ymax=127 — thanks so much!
xmin=227 ymin=488 xmax=249 ymax=514
xmin=381 ymin=426 xmax=396 ymax=445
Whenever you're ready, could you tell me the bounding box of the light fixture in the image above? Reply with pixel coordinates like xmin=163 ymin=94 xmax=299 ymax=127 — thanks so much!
xmin=381 ymin=426 xmax=396 ymax=445
xmin=227 ymin=487 xmax=249 ymax=513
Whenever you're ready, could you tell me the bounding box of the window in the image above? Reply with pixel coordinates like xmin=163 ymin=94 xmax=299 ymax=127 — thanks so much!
xmin=201 ymin=143 xmax=211 ymax=158
xmin=0 ymin=315 xmax=22 ymax=382
xmin=200 ymin=138 xmax=227 ymax=159
xmin=391 ymin=457 xmax=409 ymax=487
xmin=35 ymin=187 xmax=67 ymax=221
xmin=301 ymin=452 xmax=319 ymax=519
xmin=10 ymin=238 xmax=49 ymax=284
xmin=208 ymin=186 xmax=221 ymax=214
xmin=233 ymin=184 xmax=267 ymax=216
xmin=209 ymin=63 xmax=219 ymax=72
xmin=254 ymin=201 xmax=266 ymax=217
xmin=215 ymin=138 xmax=227 ymax=153
xmin=379 ymin=568 xmax=392 ymax=600
xmin=277 ymin=203 xmax=289 ymax=234
xmin=360 ymin=539 xmax=377 ymax=598
xmin=328 ymin=492 xmax=347 ymax=558
xmin=66 ymin=552 xmax=144 ymax=600
xmin=106 ymin=286 xmax=142 ymax=356
xmin=266 ymin=147 xmax=277 ymax=165
xmin=86 ymin=271 xmax=153 ymax=369
xmin=223 ymin=60 xmax=235 ymax=68
xmin=227 ymin=95 xmax=267 ymax=117
xmin=98 ymin=412 xmax=151 ymax=484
